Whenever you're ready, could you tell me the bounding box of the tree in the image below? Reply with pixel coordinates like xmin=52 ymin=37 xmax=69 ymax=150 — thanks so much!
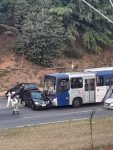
xmin=51 ymin=0 xmax=113 ymax=53
xmin=7 ymin=0 xmax=113 ymax=67
xmin=0 ymin=0 xmax=15 ymax=25
xmin=15 ymin=0 xmax=65 ymax=67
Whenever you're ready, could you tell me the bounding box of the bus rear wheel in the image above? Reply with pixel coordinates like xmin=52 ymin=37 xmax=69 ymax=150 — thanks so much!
xmin=72 ymin=98 xmax=82 ymax=108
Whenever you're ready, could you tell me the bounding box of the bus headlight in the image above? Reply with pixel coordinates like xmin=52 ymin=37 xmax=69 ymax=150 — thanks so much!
xmin=52 ymin=98 xmax=58 ymax=106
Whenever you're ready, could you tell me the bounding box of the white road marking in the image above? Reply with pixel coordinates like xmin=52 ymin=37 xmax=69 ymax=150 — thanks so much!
xmin=0 ymin=108 xmax=106 ymax=129
xmin=22 ymin=108 xmax=104 ymax=120
xmin=17 ymin=118 xmax=88 ymax=128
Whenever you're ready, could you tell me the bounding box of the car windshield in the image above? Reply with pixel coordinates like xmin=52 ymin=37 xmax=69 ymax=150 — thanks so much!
xmin=24 ymin=83 xmax=38 ymax=89
xmin=31 ymin=92 xmax=45 ymax=101
xmin=12 ymin=84 xmax=21 ymax=90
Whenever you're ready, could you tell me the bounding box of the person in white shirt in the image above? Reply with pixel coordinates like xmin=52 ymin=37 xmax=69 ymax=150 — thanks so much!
xmin=11 ymin=94 xmax=20 ymax=115
xmin=6 ymin=91 xmax=12 ymax=107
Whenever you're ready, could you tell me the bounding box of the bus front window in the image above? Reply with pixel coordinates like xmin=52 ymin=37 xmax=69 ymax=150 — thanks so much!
xmin=44 ymin=77 xmax=56 ymax=95
xmin=58 ymin=79 xmax=70 ymax=92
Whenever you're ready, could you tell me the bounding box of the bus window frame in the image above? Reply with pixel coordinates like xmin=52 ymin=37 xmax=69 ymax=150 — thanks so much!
xmin=96 ymin=76 xmax=104 ymax=86
xmin=44 ymin=77 xmax=56 ymax=95
xmin=58 ymin=78 xmax=70 ymax=93
xmin=71 ymin=77 xmax=83 ymax=89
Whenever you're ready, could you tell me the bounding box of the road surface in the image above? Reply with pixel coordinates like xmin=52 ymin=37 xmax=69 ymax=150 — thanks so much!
xmin=0 ymin=96 xmax=113 ymax=129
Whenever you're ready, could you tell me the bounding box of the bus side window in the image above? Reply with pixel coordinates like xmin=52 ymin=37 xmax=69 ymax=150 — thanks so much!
xmin=71 ymin=77 xmax=83 ymax=89
xmin=58 ymin=79 xmax=69 ymax=92
xmin=96 ymin=77 xmax=103 ymax=86
xmin=105 ymin=78 xmax=110 ymax=86
xmin=85 ymin=80 xmax=88 ymax=91
xmin=90 ymin=79 xmax=95 ymax=90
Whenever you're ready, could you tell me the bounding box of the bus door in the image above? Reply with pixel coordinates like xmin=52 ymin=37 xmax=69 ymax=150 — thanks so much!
xmin=57 ymin=79 xmax=69 ymax=106
xmin=84 ymin=79 xmax=95 ymax=103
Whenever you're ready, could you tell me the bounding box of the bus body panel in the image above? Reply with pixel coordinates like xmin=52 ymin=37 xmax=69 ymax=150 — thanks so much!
xmin=96 ymin=86 xmax=113 ymax=102
xmin=68 ymin=73 xmax=96 ymax=104
xmin=95 ymin=86 xmax=107 ymax=102
xmin=56 ymin=91 xmax=69 ymax=106
xmin=69 ymin=88 xmax=84 ymax=105
xmin=95 ymin=70 xmax=113 ymax=102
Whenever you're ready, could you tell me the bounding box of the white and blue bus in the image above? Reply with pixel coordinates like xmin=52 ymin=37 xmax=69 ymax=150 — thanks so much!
xmin=44 ymin=70 xmax=113 ymax=107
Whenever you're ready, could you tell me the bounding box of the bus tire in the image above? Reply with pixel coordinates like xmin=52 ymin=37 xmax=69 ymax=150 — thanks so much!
xmin=72 ymin=98 xmax=82 ymax=108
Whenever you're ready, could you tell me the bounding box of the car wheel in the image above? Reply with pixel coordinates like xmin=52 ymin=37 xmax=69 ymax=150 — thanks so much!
xmin=72 ymin=98 xmax=82 ymax=108
xmin=31 ymin=104 xmax=35 ymax=110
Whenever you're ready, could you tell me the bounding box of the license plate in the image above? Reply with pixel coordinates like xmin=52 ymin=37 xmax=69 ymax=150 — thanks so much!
xmin=42 ymin=104 xmax=46 ymax=107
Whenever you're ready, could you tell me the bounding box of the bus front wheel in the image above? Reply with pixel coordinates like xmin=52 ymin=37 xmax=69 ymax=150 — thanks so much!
xmin=72 ymin=98 xmax=82 ymax=108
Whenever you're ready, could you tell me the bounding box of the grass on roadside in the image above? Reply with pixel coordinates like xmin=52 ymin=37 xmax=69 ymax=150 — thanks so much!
xmin=0 ymin=117 xmax=113 ymax=150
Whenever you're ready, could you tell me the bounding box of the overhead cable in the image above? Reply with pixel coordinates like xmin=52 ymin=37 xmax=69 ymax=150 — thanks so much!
xmin=109 ymin=0 xmax=113 ymax=7
xmin=82 ymin=0 xmax=113 ymax=24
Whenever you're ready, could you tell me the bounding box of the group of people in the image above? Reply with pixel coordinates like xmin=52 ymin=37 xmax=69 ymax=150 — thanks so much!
xmin=6 ymin=84 xmax=25 ymax=115
xmin=7 ymin=91 xmax=20 ymax=115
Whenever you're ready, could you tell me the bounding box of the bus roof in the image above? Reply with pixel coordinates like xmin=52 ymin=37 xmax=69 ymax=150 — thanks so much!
xmin=66 ymin=72 xmax=95 ymax=78
xmin=84 ymin=67 xmax=113 ymax=72
xmin=45 ymin=72 xmax=96 ymax=79
xmin=96 ymin=70 xmax=113 ymax=77
xmin=45 ymin=73 xmax=69 ymax=79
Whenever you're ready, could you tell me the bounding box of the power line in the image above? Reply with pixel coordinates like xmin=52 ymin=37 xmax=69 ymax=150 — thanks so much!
xmin=82 ymin=0 xmax=113 ymax=24
xmin=109 ymin=0 xmax=113 ymax=7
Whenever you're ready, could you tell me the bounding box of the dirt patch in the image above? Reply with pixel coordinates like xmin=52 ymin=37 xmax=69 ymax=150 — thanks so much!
xmin=0 ymin=34 xmax=113 ymax=91
xmin=105 ymin=146 xmax=113 ymax=150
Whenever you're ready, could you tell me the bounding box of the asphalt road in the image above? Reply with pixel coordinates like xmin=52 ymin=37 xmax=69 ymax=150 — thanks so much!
xmin=0 ymin=96 xmax=113 ymax=129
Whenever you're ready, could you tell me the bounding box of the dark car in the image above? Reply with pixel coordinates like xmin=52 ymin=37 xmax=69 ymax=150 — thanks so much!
xmin=5 ymin=83 xmax=39 ymax=97
xmin=23 ymin=90 xmax=51 ymax=110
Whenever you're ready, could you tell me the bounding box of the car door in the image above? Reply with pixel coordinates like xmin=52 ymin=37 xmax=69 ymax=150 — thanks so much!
xmin=28 ymin=93 xmax=33 ymax=106
xmin=24 ymin=92 xmax=31 ymax=106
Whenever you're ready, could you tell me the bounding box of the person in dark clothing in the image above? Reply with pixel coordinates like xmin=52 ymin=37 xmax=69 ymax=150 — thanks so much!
xmin=20 ymin=84 xmax=25 ymax=104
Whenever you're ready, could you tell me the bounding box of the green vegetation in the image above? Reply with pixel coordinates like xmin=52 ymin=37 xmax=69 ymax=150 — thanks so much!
xmin=0 ymin=0 xmax=113 ymax=66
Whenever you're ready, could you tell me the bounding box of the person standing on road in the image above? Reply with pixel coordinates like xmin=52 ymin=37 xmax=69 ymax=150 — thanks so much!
xmin=11 ymin=94 xmax=20 ymax=115
xmin=20 ymin=84 xmax=25 ymax=104
xmin=6 ymin=90 xmax=12 ymax=107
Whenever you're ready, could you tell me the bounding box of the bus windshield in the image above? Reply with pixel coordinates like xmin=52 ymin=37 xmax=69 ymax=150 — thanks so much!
xmin=44 ymin=77 xmax=56 ymax=95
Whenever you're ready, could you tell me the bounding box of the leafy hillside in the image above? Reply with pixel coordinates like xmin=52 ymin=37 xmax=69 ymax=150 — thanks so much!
xmin=1 ymin=0 xmax=113 ymax=92
xmin=0 ymin=34 xmax=113 ymax=92
xmin=0 ymin=0 xmax=113 ymax=67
